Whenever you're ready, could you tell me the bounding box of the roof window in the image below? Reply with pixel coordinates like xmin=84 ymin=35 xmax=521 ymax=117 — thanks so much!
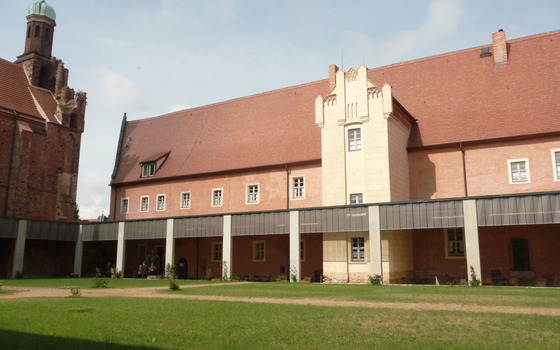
xmin=139 ymin=151 xmax=169 ymax=178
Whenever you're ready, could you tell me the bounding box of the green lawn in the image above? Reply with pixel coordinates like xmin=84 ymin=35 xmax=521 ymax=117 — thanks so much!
xmin=1 ymin=280 xmax=560 ymax=349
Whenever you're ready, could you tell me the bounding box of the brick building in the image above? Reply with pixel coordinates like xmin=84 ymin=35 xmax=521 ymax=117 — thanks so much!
xmin=0 ymin=1 xmax=86 ymax=278
xmin=104 ymin=29 xmax=559 ymax=285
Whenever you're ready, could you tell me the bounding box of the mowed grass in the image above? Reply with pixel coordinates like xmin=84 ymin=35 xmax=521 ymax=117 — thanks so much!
xmin=1 ymin=280 xmax=560 ymax=349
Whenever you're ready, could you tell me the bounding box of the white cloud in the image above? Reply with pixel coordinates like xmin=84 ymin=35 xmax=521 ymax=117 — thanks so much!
xmin=76 ymin=171 xmax=111 ymax=220
xmin=90 ymin=67 xmax=152 ymax=111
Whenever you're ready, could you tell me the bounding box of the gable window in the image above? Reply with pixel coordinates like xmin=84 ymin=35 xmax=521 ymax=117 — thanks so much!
xmin=212 ymin=242 xmax=223 ymax=262
xmin=552 ymin=150 xmax=560 ymax=181
xmin=141 ymin=162 xmax=156 ymax=178
xmin=292 ymin=177 xmax=305 ymax=199
xmin=348 ymin=128 xmax=362 ymax=151
xmin=247 ymin=184 xmax=259 ymax=204
xmin=446 ymin=228 xmax=464 ymax=257
xmin=508 ymin=159 xmax=530 ymax=183
xmin=212 ymin=189 xmax=223 ymax=207
xmin=254 ymin=240 xmax=265 ymax=261
xmin=120 ymin=198 xmax=129 ymax=214
xmin=512 ymin=238 xmax=531 ymax=270
xmin=140 ymin=196 xmax=149 ymax=212
xmin=351 ymin=237 xmax=365 ymax=261
xmin=350 ymin=193 xmax=363 ymax=205
xmin=156 ymin=194 xmax=166 ymax=211
xmin=181 ymin=192 xmax=191 ymax=209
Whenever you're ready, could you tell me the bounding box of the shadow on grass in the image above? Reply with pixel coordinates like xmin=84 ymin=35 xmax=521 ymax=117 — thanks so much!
xmin=0 ymin=329 xmax=159 ymax=350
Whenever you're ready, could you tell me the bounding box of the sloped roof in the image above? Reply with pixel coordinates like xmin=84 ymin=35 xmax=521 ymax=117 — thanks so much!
xmin=367 ymin=30 xmax=560 ymax=148
xmin=112 ymin=30 xmax=560 ymax=184
xmin=0 ymin=58 xmax=58 ymax=122
xmin=112 ymin=81 xmax=329 ymax=184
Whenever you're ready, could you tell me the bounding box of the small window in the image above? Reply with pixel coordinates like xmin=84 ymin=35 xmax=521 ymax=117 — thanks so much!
xmin=141 ymin=162 xmax=156 ymax=178
xmin=247 ymin=184 xmax=259 ymax=204
xmin=300 ymin=240 xmax=305 ymax=261
xmin=552 ymin=150 xmax=560 ymax=181
xmin=512 ymin=238 xmax=531 ymax=270
xmin=212 ymin=242 xmax=223 ymax=262
xmin=140 ymin=196 xmax=149 ymax=212
xmin=156 ymin=194 xmax=166 ymax=211
xmin=446 ymin=228 xmax=465 ymax=257
xmin=351 ymin=237 xmax=365 ymax=261
xmin=508 ymin=159 xmax=530 ymax=183
xmin=212 ymin=189 xmax=223 ymax=207
xmin=254 ymin=241 xmax=265 ymax=261
xmin=350 ymin=193 xmax=363 ymax=205
xmin=181 ymin=192 xmax=191 ymax=209
xmin=292 ymin=177 xmax=305 ymax=199
xmin=120 ymin=198 xmax=129 ymax=214
xmin=348 ymin=128 xmax=362 ymax=151
xmin=34 ymin=25 xmax=40 ymax=38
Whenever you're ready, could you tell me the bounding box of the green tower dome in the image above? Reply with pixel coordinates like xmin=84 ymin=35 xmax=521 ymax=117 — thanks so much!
xmin=28 ymin=0 xmax=56 ymax=21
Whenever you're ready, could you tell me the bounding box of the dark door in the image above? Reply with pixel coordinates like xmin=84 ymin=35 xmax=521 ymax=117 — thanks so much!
xmin=177 ymin=258 xmax=188 ymax=279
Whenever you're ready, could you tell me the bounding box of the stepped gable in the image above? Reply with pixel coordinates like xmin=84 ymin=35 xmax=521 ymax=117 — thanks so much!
xmin=367 ymin=30 xmax=560 ymax=148
xmin=112 ymin=80 xmax=329 ymax=184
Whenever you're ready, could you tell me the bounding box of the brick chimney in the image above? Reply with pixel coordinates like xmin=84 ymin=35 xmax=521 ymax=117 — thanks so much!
xmin=492 ymin=29 xmax=508 ymax=66
xmin=329 ymin=64 xmax=339 ymax=91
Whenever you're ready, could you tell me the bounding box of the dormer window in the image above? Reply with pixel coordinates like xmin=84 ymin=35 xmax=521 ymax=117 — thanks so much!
xmin=139 ymin=151 xmax=170 ymax=178
xmin=141 ymin=162 xmax=156 ymax=178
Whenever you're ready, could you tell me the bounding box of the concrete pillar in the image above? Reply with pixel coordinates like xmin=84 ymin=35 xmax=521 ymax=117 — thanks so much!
xmin=165 ymin=218 xmax=175 ymax=271
xmin=289 ymin=210 xmax=300 ymax=282
xmin=463 ymin=199 xmax=481 ymax=284
xmin=115 ymin=221 xmax=126 ymax=275
xmin=73 ymin=224 xmax=83 ymax=277
xmin=12 ymin=219 xmax=27 ymax=278
xmin=368 ymin=206 xmax=383 ymax=281
xmin=222 ymin=215 xmax=232 ymax=280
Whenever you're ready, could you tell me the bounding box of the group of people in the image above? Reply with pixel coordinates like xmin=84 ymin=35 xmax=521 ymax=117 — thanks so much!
xmin=105 ymin=262 xmax=120 ymax=278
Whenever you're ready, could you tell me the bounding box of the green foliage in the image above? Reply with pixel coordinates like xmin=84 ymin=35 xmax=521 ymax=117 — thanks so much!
xmin=230 ymin=275 xmax=240 ymax=281
xmin=165 ymin=264 xmax=180 ymax=291
xmin=205 ymin=268 xmax=213 ymax=280
xmin=369 ymin=273 xmax=383 ymax=285
xmin=302 ymin=276 xmax=312 ymax=282
xmin=69 ymin=287 xmax=81 ymax=297
xmin=92 ymin=268 xmax=108 ymax=288
xmin=221 ymin=261 xmax=229 ymax=281
xmin=290 ymin=262 xmax=298 ymax=282
xmin=276 ymin=275 xmax=287 ymax=281
xmin=469 ymin=266 xmax=481 ymax=287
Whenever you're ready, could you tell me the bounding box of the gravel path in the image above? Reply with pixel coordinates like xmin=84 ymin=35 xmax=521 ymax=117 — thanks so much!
xmin=2 ymin=284 xmax=559 ymax=316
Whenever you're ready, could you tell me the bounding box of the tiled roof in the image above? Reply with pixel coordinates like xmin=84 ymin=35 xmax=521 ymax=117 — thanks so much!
xmin=113 ymin=30 xmax=560 ymax=183
xmin=112 ymin=81 xmax=329 ymax=184
xmin=367 ymin=30 xmax=560 ymax=148
xmin=0 ymin=58 xmax=58 ymax=122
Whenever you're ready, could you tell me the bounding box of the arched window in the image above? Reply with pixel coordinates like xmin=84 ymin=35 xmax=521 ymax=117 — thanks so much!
xmin=45 ymin=28 xmax=50 ymax=41
xmin=35 ymin=25 xmax=41 ymax=38
xmin=27 ymin=26 xmax=31 ymax=38
xmin=512 ymin=238 xmax=531 ymax=270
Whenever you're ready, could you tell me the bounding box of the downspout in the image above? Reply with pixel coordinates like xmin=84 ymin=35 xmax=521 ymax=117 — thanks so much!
xmin=285 ymin=164 xmax=290 ymax=210
xmin=460 ymin=142 xmax=468 ymax=197
xmin=5 ymin=111 xmax=19 ymax=217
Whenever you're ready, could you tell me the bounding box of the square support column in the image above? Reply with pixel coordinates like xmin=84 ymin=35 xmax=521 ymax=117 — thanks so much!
xmin=12 ymin=219 xmax=27 ymax=278
xmin=73 ymin=224 xmax=83 ymax=277
xmin=115 ymin=221 xmax=126 ymax=275
xmin=463 ymin=199 xmax=481 ymax=284
xmin=368 ymin=206 xmax=383 ymax=282
xmin=289 ymin=210 xmax=300 ymax=282
xmin=222 ymin=215 xmax=232 ymax=280
xmin=165 ymin=218 xmax=175 ymax=270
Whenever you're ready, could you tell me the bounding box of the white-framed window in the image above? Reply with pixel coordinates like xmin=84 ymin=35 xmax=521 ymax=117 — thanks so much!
xmin=181 ymin=192 xmax=191 ymax=209
xmin=212 ymin=242 xmax=223 ymax=262
xmin=140 ymin=196 xmax=149 ymax=212
xmin=247 ymin=184 xmax=259 ymax=204
xmin=253 ymin=240 xmax=265 ymax=261
xmin=120 ymin=198 xmax=129 ymax=214
xmin=552 ymin=150 xmax=560 ymax=181
xmin=351 ymin=237 xmax=365 ymax=261
xmin=212 ymin=189 xmax=223 ymax=207
xmin=156 ymin=194 xmax=166 ymax=211
xmin=292 ymin=176 xmax=305 ymax=199
xmin=350 ymin=193 xmax=363 ymax=205
xmin=508 ymin=159 xmax=530 ymax=184
xmin=141 ymin=162 xmax=156 ymax=178
xmin=446 ymin=228 xmax=465 ymax=258
xmin=348 ymin=128 xmax=362 ymax=151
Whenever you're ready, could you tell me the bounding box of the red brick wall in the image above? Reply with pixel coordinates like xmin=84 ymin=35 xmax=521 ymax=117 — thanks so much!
xmin=22 ymin=240 xmax=75 ymax=277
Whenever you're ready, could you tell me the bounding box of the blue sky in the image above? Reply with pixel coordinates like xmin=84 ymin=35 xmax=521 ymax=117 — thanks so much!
xmin=1 ymin=0 xmax=558 ymax=219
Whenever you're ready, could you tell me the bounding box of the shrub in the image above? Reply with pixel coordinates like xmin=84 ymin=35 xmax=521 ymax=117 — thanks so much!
xmin=165 ymin=264 xmax=180 ymax=291
xmin=69 ymin=287 xmax=81 ymax=297
xmin=369 ymin=274 xmax=382 ymax=285
xmin=469 ymin=266 xmax=481 ymax=287
xmin=93 ymin=267 xmax=109 ymax=288
xmin=230 ymin=275 xmax=240 ymax=281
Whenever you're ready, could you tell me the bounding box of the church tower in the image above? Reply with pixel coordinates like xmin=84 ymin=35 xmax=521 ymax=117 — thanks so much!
xmin=15 ymin=1 xmax=58 ymax=92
